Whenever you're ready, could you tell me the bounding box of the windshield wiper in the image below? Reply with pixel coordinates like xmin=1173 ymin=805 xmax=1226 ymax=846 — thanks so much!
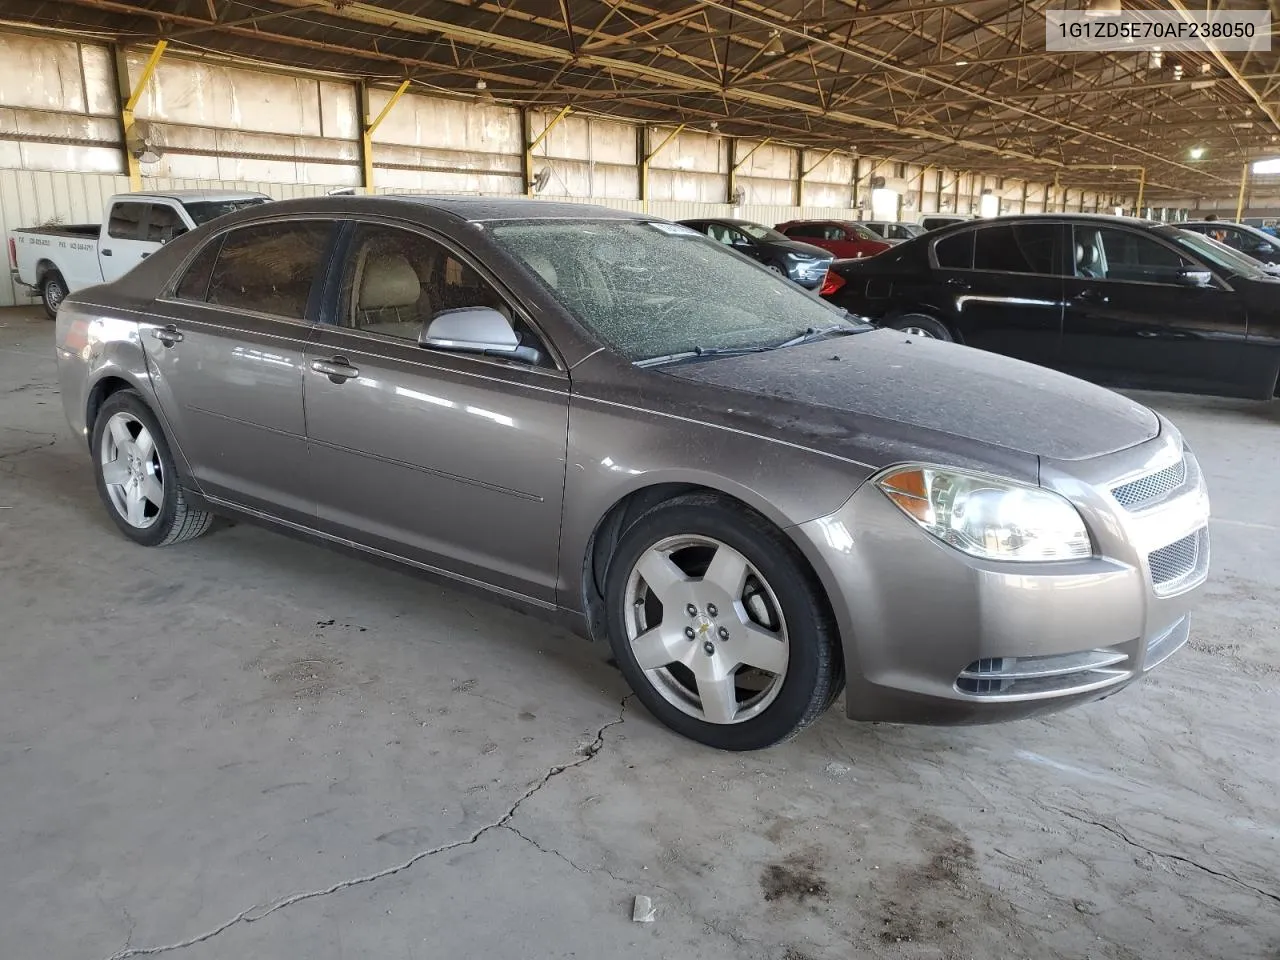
xmin=772 ymin=325 xmax=863 ymax=349
xmin=634 ymin=345 xmax=770 ymax=368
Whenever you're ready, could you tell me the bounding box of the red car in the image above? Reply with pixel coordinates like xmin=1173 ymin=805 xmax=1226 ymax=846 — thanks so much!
xmin=775 ymin=219 xmax=892 ymax=259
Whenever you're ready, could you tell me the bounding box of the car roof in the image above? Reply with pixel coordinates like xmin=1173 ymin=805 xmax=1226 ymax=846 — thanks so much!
xmin=388 ymin=195 xmax=649 ymax=222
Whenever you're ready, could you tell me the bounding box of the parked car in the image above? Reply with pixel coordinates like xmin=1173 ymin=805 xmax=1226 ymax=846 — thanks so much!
xmin=677 ymin=217 xmax=833 ymax=288
xmin=9 ymin=190 xmax=269 ymax=317
xmin=1179 ymin=220 xmax=1280 ymax=267
xmin=55 ymin=197 xmax=1208 ymax=750
xmin=821 ymin=214 xmax=1280 ymax=399
xmin=860 ymin=220 xmax=926 ymax=243
xmin=774 ymin=219 xmax=891 ymax=259
xmin=918 ymin=214 xmax=972 ymax=231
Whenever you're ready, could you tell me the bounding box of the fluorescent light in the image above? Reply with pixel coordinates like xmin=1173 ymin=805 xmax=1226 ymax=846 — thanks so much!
xmin=955 ymin=60 xmax=969 ymax=66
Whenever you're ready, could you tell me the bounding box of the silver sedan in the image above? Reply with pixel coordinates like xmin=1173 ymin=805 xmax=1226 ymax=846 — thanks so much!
xmin=53 ymin=196 xmax=1210 ymax=750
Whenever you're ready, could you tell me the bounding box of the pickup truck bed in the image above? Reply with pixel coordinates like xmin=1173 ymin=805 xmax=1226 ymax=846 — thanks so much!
xmin=14 ymin=224 xmax=100 ymax=239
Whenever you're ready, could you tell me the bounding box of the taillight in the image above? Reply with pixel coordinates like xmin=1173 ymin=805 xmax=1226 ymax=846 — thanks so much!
xmin=819 ymin=271 xmax=846 ymax=297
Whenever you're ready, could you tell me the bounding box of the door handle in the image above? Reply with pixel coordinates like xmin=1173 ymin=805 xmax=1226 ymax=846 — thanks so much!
xmin=101 ymin=249 xmax=113 ymax=256
xmin=311 ymin=357 xmax=360 ymax=383
xmin=151 ymin=324 xmax=183 ymax=346
xmin=1074 ymin=289 xmax=1110 ymax=304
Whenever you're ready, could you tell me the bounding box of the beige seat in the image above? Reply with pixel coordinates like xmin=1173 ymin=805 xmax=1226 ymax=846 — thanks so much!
xmin=354 ymin=254 xmax=424 ymax=338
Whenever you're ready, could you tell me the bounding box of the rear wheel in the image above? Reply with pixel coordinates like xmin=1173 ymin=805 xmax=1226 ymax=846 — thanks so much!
xmin=41 ymin=270 xmax=67 ymax=319
xmin=886 ymin=313 xmax=953 ymax=342
xmin=604 ymin=493 xmax=842 ymax=750
xmin=91 ymin=390 xmax=214 ymax=547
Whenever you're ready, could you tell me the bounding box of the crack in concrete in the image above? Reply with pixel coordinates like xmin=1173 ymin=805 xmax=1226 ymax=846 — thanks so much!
xmin=103 ymin=695 xmax=632 ymax=960
xmin=1047 ymin=804 xmax=1280 ymax=907
xmin=0 ymin=437 xmax=58 ymax=461
xmin=502 ymin=823 xmax=680 ymax=900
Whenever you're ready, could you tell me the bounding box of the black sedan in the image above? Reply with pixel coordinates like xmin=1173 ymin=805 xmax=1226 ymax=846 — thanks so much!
xmin=822 ymin=214 xmax=1280 ymax=400
xmin=678 ymin=217 xmax=833 ymax=288
xmin=1180 ymin=220 xmax=1280 ymax=268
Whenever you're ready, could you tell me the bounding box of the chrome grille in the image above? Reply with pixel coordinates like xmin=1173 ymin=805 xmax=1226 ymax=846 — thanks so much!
xmin=1148 ymin=529 xmax=1209 ymax=597
xmin=1111 ymin=457 xmax=1187 ymax=509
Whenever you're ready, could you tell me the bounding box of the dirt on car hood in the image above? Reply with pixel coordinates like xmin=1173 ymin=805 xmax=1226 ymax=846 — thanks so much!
xmin=664 ymin=329 xmax=1160 ymax=462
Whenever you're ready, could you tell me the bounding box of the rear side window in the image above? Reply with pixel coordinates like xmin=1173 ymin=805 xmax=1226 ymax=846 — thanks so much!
xmin=107 ymin=202 xmax=147 ymax=240
xmin=204 ymin=221 xmax=332 ymax=320
xmin=173 ymin=236 xmax=224 ymax=301
xmin=973 ymin=223 xmax=1060 ymax=274
xmin=934 ymin=230 xmax=974 ymax=269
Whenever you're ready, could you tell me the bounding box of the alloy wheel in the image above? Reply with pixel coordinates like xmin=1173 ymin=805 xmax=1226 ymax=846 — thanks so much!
xmin=623 ymin=534 xmax=790 ymax=725
xmin=99 ymin=412 xmax=164 ymax=529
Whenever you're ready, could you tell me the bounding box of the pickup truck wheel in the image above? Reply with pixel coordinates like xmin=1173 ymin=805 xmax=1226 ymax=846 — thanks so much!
xmin=91 ymin=390 xmax=214 ymax=547
xmin=604 ymin=493 xmax=842 ymax=750
xmin=41 ymin=271 xmax=67 ymax=319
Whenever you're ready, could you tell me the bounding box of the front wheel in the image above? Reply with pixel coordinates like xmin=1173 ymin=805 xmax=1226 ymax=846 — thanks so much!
xmin=41 ymin=270 xmax=67 ymax=319
xmin=91 ymin=389 xmax=214 ymax=547
xmin=604 ymin=493 xmax=842 ymax=750
xmin=766 ymin=263 xmax=786 ymax=276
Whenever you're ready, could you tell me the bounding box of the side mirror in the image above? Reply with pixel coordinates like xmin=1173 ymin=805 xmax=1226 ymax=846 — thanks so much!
xmin=731 ymin=237 xmax=752 ymax=248
xmin=1176 ymin=267 xmax=1213 ymax=287
xmin=420 ymin=306 xmax=542 ymax=363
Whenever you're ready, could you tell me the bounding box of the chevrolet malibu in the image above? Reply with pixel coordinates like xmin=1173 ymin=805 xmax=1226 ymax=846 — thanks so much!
xmin=54 ymin=197 xmax=1209 ymax=750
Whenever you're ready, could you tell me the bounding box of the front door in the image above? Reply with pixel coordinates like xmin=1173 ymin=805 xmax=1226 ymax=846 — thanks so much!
xmin=304 ymin=221 xmax=570 ymax=603
xmin=143 ymin=218 xmax=335 ymax=521
xmin=1059 ymin=224 xmax=1251 ymax=395
xmin=930 ymin=222 xmax=1066 ymax=367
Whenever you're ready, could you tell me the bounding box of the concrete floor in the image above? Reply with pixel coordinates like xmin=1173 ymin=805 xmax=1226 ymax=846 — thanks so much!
xmin=1 ymin=303 xmax=1277 ymax=960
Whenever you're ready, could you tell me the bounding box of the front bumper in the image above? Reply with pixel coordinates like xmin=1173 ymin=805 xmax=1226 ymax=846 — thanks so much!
xmin=793 ymin=423 xmax=1209 ymax=724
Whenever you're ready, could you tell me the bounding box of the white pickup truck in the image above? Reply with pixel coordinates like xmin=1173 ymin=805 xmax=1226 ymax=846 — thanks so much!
xmin=8 ymin=190 xmax=269 ymax=317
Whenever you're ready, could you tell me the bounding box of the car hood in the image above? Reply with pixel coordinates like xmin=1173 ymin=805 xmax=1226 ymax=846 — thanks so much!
xmin=664 ymin=330 xmax=1160 ymax=462
xmin=764 ymin=238 xmax=832 ymax=260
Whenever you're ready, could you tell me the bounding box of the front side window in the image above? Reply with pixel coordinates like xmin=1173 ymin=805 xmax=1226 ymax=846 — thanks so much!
xmin=489 ymin=219 xmax=846 ymax=363
xmin=972 ymin=223 xmax=1060 ymax=275
xmin=337 ymin=224 xmax=541 ymax=352
xmin=107 ymin=202 xmax=147 ymax=241
xmin=1075 ymin=226 xmax=1193 ymax=284
xmin=204 ymin=220 xmax=332 ymax=319
xmin=145 ymin=204 xmax=187 ymax=243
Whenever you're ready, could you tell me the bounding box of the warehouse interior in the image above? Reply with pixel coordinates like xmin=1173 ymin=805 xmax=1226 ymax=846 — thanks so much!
xmin=1 ymin=2 xmax=1278 ymax=958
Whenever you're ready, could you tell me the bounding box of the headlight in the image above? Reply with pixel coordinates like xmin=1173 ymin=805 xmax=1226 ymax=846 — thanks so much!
xmin=876 ymin=466 xmax=1092 ymax=562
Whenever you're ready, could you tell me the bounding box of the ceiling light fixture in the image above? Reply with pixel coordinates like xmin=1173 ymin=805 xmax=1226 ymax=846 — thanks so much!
xmin=1173 ymin=64 xmax=1184 ymax=79
xmin=474 ymin=79 xmax=495 ymax=101
xmin=763 ymin=30 xmax=785 ymax=57
xmin=1189 ymin=146 xmax=1205 ymax=160
xmin=1149 ymin=47 xmax=1163 ymax=69
xmin=955 ymin=59 xmax=969 ymax=66
xmin=1200 ymin=62 xmax=1213 ymax=75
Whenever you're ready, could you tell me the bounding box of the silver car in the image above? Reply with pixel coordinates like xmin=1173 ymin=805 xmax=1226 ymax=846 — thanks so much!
xmin=53 ymin=197 xmax=1210 ymax=750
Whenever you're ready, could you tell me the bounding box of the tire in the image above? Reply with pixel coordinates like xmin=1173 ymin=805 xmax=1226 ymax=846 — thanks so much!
xmin=885 ymin=313 xmax=954 ymax=342
xmin=41 ymin=270 xmax=68 ymax=320
xmin=603 ymin=492 xmax=843 ymax=750
xmin=90 ymin=389 xmax=214 ymax=547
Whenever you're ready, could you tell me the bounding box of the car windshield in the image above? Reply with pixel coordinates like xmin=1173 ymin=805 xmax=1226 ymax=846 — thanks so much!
xmin=736 ymin=222 xmax=789 ymax=242
xmin=1166 ymin=227 xmax=1271 ymax=278
xmin=899 ymin=223 xmax=925 ymax=237
xmin=183 ymin=198 xmax=270 ymax=226
xmin=489 ymin=219 xmax=849 ymax=363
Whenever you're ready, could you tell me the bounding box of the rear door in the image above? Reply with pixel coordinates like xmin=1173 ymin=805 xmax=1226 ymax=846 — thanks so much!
xmin=1059 ymin=223 xmax=1250 ymax=394
xmin=100 ymin=200 xmax=161 ymax=282
xmin=930 ymin=221 xmax=1066 ymax=366
xmin=143 ymin=218 xmax=336 ymax=521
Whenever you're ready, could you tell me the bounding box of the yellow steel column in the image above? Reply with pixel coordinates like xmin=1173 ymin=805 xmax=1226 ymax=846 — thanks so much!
xmin=1236 ymin=161 xmax=1249 ymax=221
xmin=118 ymin=40 xmax=167 ymax=191
xmin=525 ymin=105 xmax=573 ymax=196
xmin=640 ymin=122 xmax=685 ymax=211
xmin=1135 ymin=167 xmax=1146 ymax=215
xmin=361 ymin=79 xmax=411 ymax=193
